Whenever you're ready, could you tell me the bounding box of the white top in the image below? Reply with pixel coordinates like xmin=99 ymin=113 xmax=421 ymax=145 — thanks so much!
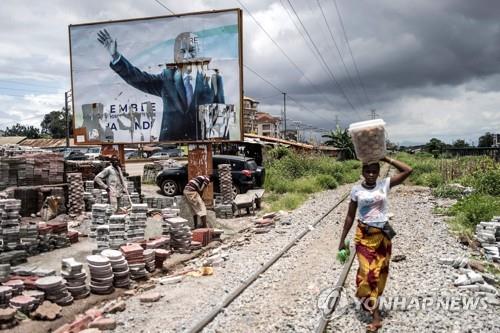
xmin=350 ymin=177 xmax=391 ymax=228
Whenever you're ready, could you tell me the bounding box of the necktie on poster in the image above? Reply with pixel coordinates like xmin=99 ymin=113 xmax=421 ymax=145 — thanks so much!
xmin=185 ymin=75 xmax=193 ymax=106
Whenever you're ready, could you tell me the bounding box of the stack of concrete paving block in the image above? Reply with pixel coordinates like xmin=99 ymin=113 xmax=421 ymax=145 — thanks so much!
xmin=475 ymin=216 xmax=500 ymax=262
xmin=218 ymin=164 xmax=233 ymax=203
xmin=0 ymin=286 xmax=13 ymax=308
xmin=154 ymin=249 xmax=170 ymax=269
xmin=120 ymin=244 xmax=147 ymax=280
xmin=144 ymin=196 xmax=173 ymax=209
xmin=19 ymin=223 xmax=38 ymax=243
xmin=0 ymin=251 xmax=28 ymax=266
xmin=130 ymin=192 xmax=141 ymax=204
xmin=0 ymin=307 xmax=17 ymax=329
xmin=84 ymin=181 xmax=94 ymax=192
xmin=0 ymin=264 xmax=10 ymax=283
xmin=0 ymin=153 xmax=64 ymax=190
xmin=127 ymin=204 xmax=147 ymax=242
xmin=162 ymin=208 xmax=180 ymax=240
xmin=167 ymin=217 xmax=191 ymax=254
xmin=87 ymin=255 xmax=114 ymax=295
xmin=36 ymin=276 xmax=73 ymax=306
xmin=214 ymin=203 xmax=234 ymax=219
xmin=143 ymin=249 xmax=156 ymax=273
xmin=90 ymin=204 xmax=111 ymax=240
xmin=61 ymin=258 xmax=89 ymax=300
xmin=0 ymin=199 xmax=21 ymax=250
xmin=126 ymin=181 xmax=135 ymax=195
xmin=108 ymin=215 xmax=127 ymax=249
xmin=2 ymin=280 xmax=23 ymax=296
xmin=67 ymin=173 xmax=85 ymax=215
xmin=21 ymin=290 xmax=44 ymax=307
xmin=101 ymin=249 xmax=130 ymax=288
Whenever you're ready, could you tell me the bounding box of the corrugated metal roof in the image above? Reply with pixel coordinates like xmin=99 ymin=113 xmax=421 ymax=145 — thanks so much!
xmin=245 ymin=133 xmax=314 ymax=149
xmin=19 ymin=138 xmax=66 ymax=148
xmin=19 ymin=138 xmax=97 ymax=148
xmin=0 ymin=136 xmax=26 ymax=145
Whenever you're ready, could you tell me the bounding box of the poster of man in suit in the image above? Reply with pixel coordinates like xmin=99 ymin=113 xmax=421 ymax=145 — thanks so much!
xmin=69 ymin=9 xmax=242 ymax=144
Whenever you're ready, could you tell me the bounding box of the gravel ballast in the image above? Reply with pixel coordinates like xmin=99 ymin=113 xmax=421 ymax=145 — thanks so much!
xmin=110 ymin=184 xmax=499 ymax=332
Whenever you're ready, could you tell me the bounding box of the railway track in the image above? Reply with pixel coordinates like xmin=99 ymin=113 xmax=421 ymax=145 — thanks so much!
xmin=186 ymin=165 xmax=392 ymax=332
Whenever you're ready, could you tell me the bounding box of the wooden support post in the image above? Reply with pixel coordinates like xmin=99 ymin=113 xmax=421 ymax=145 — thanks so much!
xmin=187 ymin=143 xmax=213 ymax=208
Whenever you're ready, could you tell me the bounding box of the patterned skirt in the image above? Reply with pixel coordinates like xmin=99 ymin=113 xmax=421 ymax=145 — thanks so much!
xmin=354 ymin=223 xmax=392 ymax=305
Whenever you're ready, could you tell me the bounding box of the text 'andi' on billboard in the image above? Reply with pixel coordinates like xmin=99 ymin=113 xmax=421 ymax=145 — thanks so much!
xmin=69 ymin=9 xmax=242 ymax=144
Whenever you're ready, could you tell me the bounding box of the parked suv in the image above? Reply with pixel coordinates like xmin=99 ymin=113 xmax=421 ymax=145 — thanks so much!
xmin=155 ymin=155 xmax=265 ymax=197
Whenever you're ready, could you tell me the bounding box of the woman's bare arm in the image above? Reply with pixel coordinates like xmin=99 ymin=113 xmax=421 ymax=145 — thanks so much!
xmin=338 ymin=200 xmax=357 ymax=251
xmin=381 ymin=156 xmax=413 ymax=188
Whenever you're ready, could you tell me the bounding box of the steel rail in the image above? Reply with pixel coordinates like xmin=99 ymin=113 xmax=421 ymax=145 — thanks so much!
xmin=186 ymin=191 xmax=350 ymax=333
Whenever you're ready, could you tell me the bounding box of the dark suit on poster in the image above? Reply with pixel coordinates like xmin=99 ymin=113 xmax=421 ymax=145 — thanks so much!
xmin=110 ymin=55 xmax=225 ymax=141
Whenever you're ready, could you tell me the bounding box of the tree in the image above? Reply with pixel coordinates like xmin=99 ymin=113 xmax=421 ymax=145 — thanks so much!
xmin=3 ymin=123 xmax=41 ymax=138
xmin=425 ymin=138 xmax=447 ymax=154
xmin=385 ymin=139 xmax=398 ymax=151
xmin=41 ymin=110 xmax=72 ymax=139
xmin=322 ymin=126 xmax=356 ymax=160
xmin=452 ymin=139 xmax=470 ymax=148
xmin=478 ymin=132 xmax=493 ymax=147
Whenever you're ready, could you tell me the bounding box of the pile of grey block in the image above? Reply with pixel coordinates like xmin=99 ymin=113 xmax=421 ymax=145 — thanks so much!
xmin=67 ymin=173 xmax=85 ymax=215
xmin=126 ymin=204 xmax=147 ymax=242
xmin=90 ymin=204 xmax=112 ymax=251
xmin=475 ymin=216 xmax=500 ymax=262
xmin=143 ymin=196 xmax=174 ymax=209
xmin=84 ymin=181 xmax=108 ymax=210
xmin=0 ymin=199 xmax=21 ymax=250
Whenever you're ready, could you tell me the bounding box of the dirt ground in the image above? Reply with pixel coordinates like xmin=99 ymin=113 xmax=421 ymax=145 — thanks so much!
xmin=11 ymin=190 xmax=258 ymax=333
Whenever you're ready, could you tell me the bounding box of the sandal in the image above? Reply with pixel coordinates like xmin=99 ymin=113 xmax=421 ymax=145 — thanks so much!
xmin=366 ymin=323 xmax=382 ymax=332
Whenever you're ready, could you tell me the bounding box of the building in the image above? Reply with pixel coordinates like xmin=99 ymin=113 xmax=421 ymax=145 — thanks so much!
xmin=243 ymin=96 xmax=259 ymax=134
xmin=255 ymin=112 xmax=281 ymax=138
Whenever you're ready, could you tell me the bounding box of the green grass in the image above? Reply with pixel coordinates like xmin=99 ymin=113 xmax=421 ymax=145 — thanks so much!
xmin=446 ymin=194 xmax=500 ymax=231
xmin=267 ymin=193 xmax=305 ymax=211
xmin=263 ymin=148 xmax=360 ymax=211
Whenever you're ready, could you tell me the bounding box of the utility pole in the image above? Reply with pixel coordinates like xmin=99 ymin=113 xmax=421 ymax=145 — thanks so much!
xmin=370 ymin=109 xmax=377 ymax=120
xmin=64 ymin=90 xmax=71 ymax=148
xmin=282 ymin=92 xmax=287 ymax=139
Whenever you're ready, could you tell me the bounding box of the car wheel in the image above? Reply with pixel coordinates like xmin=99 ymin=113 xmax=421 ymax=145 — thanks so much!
xmin=231 ymin=183 xmax=240 ymax=199
xmin=161 ymin=179 xmax=179 ymax=197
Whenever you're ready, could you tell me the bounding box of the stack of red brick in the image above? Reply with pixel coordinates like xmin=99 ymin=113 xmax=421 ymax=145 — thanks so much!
xmin=191 ymin=228 xmax=213 ymax=247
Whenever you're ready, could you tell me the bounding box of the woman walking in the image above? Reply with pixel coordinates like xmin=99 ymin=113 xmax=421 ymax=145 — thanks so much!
xmin=338 ymin=156 xmax=412 ymax=332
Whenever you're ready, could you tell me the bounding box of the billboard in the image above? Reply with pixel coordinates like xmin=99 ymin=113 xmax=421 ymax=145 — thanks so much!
xmin=69 ymin=9 xmax=242 ymax=144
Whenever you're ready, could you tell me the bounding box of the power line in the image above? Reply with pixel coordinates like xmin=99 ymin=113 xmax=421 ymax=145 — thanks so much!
xmin=279 ymin=0 xmax=322 ymax=66
xmin=316 ymin=0 xmax=364 ymax=108
xmin=153 ymin=0 xmax=175 ymax=15
xmin=236 ymin=0 xmax=345 ymax=114
xmin=244 ymin=64 xmax=345 ymax=127
xmin=150 ymin=0 xmax=346 ymax=129
xmin=244 ymin=65 xmax=283 ymax=94
xmin=332 ymin=0 xmax=371 ymax=107
xmin=285 ymin=0 xmax=360 ymax=116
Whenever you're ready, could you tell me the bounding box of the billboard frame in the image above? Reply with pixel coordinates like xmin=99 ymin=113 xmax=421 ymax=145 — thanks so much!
xmin=68 ymin=8 xmax=244 ymax=145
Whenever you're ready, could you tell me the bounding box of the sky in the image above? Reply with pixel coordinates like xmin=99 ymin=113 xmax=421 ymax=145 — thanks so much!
xmin=0 ymin=0 xmax=499 ymax=146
